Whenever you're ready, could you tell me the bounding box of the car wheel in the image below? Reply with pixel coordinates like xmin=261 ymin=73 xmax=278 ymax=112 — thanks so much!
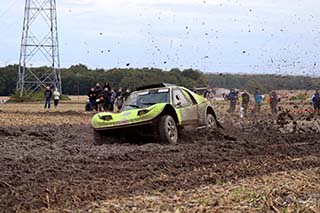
xmin=159 ymin=115 xmax=178 ymax=144
xmin=93 ymin=129 xmax=105 ymax=145
xmin=206 ymin=114 xmax=217 ymax=130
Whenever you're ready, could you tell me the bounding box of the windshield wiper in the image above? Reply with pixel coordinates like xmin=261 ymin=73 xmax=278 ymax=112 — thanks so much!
xmin=127 ymin=104 xmax=140 ymax=108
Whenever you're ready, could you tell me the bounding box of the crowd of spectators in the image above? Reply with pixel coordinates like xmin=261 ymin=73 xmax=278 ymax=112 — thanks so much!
xmin=221 ymin=88 xmax=319 ymax=116
xmin=87 ymin=82 xmax=131 ymax=112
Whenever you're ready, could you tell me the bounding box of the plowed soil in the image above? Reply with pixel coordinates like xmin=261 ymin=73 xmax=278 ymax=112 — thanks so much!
xmin=0 ymin=104 xmax=319 ymax=212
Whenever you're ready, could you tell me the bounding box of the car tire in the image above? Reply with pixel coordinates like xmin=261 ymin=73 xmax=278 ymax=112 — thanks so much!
xmin=206 ymin=113 xmax=217 ymax=130
xmin=159 ymin=115 xmax=178 ymax=144
xmin=93 ymin=129 xmax=105 ymax=145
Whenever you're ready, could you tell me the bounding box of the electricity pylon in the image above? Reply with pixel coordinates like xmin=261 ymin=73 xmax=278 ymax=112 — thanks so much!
xmin=17 ymin=0 xmax=61 ymax=96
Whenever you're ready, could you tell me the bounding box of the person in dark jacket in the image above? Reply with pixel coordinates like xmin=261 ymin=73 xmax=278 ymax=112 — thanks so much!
xmin=44 ymin=86 xmax=52 ymax=110
xmin=312 ymin=89 xmax=320 ymax=115
xmin=227 ymin=89 xmax=238 ymax=114
xmin=116 ymin=87 xmax=123 ymax=98
xmin=87 ymin=87 xmax=96 ymax=111
xmin=102 ymin=87 xmax=112 ymax=111
xmin=103 ymin=81 xmax=111 ymax=91
xmin=123 ymin=88 xmax=131 ymax=101
xmin=94 ymin=83 xmax=103 ymax=111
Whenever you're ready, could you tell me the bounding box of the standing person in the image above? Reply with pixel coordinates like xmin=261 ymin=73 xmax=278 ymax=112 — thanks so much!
xmin=241 ymin=90 xmax=250 ymax=117
xmin=226 ymin=89 xmax=238 ymax=114
xmin=205 ymin=88 xmax=214 ymax=101
xmin=53 ymin=88 xmax=61 ymax=109
xmin=252 ymin=88 xmax=263 ymax=115
xmin=116 ymin=87 xmax=123 ymax=98
xmin=115 ymin=87 xmax=124 ymax=112
xmin=110 ymin=88 xmax=116 ymax=112
xmin=123 ymin=88 xmax=131 ymax=101
xmin=269 ymin=91 xmax=280 ymax=114
xmin=44 ymin=86 xmax=52 ymax=110
xmin=102 ymin=87 xmax=112 ymax=111
xmin=87 ymin=87 xmax=96 ymax=111
xmin=115 ymin=96 xmax=123 ymax=112
xmin=311 ymin=89 xmax=320 ymax=115
xmin=203 ymin=87 xmax=210 ymax=98
xmin=94 ymin=83 xmax=103 ymax=111
xmin=103 ymin=81 xmax=111 ymax=91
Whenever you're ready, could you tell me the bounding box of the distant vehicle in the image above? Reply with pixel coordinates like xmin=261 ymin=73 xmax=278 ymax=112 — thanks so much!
xmin=92 ymin=83 xmax=222 ymax=144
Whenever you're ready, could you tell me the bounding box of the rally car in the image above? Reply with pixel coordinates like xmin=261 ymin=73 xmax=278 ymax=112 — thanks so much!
xmin=92 ymin=83 xmax=222 ymax=144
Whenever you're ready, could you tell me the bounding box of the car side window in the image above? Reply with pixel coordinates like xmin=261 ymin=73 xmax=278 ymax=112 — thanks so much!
xmin=173 ymin=88 xmax=190 ymax=107
xmin=182 ymin=89 xmax=198 ymax=105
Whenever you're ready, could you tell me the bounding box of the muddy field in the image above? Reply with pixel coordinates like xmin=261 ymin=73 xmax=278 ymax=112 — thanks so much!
xmin=0 ymin=102 xmax=319 ymax=212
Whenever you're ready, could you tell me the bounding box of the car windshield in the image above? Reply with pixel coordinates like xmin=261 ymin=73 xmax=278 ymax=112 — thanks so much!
xmin=122 ymin=88 xmax=170 ymax=111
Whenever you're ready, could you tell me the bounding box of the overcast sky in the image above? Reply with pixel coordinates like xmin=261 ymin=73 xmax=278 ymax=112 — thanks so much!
xmin=0 ymin=0 xmax=320 ymax=75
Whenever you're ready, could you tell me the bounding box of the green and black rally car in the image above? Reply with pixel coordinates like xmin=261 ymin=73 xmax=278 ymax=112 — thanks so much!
xmin=92 ymin=83 xmax=221 ymax=144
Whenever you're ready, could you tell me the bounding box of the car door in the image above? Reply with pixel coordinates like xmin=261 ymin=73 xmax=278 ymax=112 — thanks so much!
xmin=172 ymin=88 xmax=198 ymax=125
xmin=181 ymin=88 xmax=207 ymax=125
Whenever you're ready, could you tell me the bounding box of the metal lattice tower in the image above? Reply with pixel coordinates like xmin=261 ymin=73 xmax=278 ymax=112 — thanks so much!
xmin=17 ymin=0 xmax=61 ymax=96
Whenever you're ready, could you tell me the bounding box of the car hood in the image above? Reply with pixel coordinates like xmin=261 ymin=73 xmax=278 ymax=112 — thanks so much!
xmin=92 ymin=103 xmax=167 ymax=129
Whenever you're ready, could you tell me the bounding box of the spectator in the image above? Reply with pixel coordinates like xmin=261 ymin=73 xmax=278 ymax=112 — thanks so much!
xmin=241 ymin=90 xmax=250 ymax=117
xmin=226 ymin=89 xmax=238 ymax=114
xmin=94 ymin=83 xmax=102 ymax=95
xmin=115 ymin=87 xmax=124 ymax=112
xmin=102 ymin=87 xmax=112 ymax=111
xmin=110 ymin=88 xmax=116 ymax=112
xmin=53 ymin=88 xmax=61 ymax=109
xmin=87 ymin=87 xmax=96 ymax=111
xmin=203 ymin=87 xmax=210 ymax=98
xmin=116 ymin=87 xmax=123 ymax=98
xmin=44 ymin=86 xmax=52 ymax=110
xmin=94 ymin=83 xmax=103 ymax=111
xmin=269 ymin=91 xmax=280 ymax=114
xmin=252 ymin=88 xmax=263 ymax=115
xmin=312 ymin=89 xmax=320 ymax=115
xmin=123 ymin=88 xmax=131 ymax=101
xmin=205 ymin=88 xmax=214 ymax=101
xmin=103 ymin=81 xmax=111 ymax=91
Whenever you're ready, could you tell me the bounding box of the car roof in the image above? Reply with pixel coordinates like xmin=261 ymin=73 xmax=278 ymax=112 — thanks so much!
xmin=136 ymin=83 xmax=177 ymax=91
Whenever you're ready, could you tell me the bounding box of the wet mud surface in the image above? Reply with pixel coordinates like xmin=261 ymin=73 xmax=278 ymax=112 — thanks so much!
xmin=0 ymin=111 xmax=319 ymax=211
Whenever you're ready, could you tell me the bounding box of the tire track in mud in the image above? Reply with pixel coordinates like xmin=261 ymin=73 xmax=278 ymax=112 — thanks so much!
xmin=0 ymin=115 xmax=319 ymax=211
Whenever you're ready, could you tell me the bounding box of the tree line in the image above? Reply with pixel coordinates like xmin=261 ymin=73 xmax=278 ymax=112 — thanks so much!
xmin=0 ymin=64 xmax=319 ymax=96
xmin=206 ymin=73 xmax=320 ymax=93
xmin=0 ymin=64 xmax=205 ymax=96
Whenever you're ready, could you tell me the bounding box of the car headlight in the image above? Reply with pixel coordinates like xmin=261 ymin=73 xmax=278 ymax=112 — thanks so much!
xmin=137 ymin=109 xmax=149 ymax=116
